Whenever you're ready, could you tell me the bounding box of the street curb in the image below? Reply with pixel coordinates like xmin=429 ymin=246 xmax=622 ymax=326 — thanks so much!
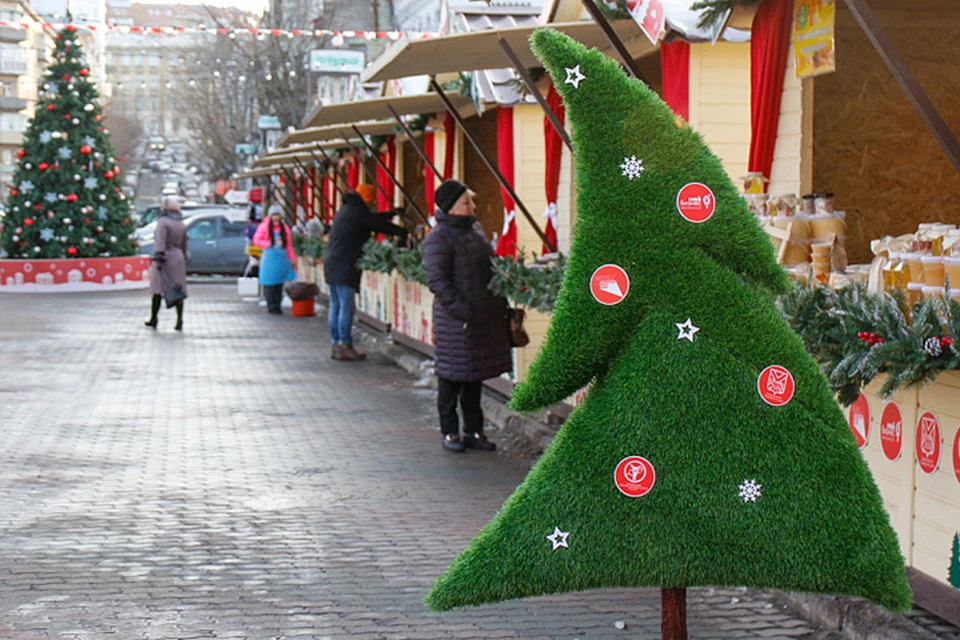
xmin=776 ymin=592 xmax=939 ymax=640
xmin=350 ymin=317 xmax=944 ymax=640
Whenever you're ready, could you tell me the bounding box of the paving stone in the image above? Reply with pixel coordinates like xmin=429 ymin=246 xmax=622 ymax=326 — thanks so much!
xmin=0 ymin=285 xmax=939 ymax=639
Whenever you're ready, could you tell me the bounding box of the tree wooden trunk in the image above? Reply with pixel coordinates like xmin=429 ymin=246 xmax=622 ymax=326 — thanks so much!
xmin=661 ymin=587 xmax=687 ymax=640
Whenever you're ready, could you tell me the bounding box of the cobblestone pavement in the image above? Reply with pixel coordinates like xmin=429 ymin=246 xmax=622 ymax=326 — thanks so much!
xmin=0 ymin=285 xmax=900 ymax=639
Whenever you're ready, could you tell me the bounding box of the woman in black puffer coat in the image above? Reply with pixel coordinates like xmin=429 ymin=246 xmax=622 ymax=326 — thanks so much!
xmin=422 ymin=180 xmax=512 ymax=454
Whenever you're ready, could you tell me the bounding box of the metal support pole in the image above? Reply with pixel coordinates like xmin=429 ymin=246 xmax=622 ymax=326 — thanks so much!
xmin=386 ymin=102 xmax=444 ymax=182
xmin=580 ymin=0 xmax=649 ymax=84
xmin=339 ymin=133 xmax=395 ymax=209
xmin=842 ymin=0 xmax=960 ymax=175
xmin=293 ymin=157 xmax=334 ymax=214
xmin=498 ymin=37 xmax=573 ymax=152
xmin=271 ymin=168 xmax=295 ymax=222
xmin=430 ymin=77 xmax=556 ymax=254
xmin=347 ymin=127 xmax=430 ymax=227
xmin=311 ymin=147 xmax=348 ymax=196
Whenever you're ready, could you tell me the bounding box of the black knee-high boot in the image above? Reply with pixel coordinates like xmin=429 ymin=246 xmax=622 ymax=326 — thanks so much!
xmin=145 ymin=295 xmax=161 ymax=328
xmin=174 ymin=301 xmax=183 ymax=331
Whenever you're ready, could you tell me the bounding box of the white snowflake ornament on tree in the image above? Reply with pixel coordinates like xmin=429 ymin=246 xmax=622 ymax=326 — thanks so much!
xmin=620 ymin=155 xmax=644 ymax=180
xmin=738 ymin=479 xmax=762 ymax=503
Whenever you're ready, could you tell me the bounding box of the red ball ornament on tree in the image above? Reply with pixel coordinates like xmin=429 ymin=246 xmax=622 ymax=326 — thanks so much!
xmin=67 ymin=246 xmax=77 ymax=256
xmin=33 ymin=204 xmax=42 ymax=210
xmin=52 ymin=163 xmax=60 ymax=169
xmin=79 ymin=68 xmax=89 ymax=77
xmin=9 ymin=188 xmax=16 ymax=196
xmin=104 ymin=171 xmax=114 ymax=179
xmin=94 ymin=162 xmax=100 ymax=168
xmin=16 ymin=148 xmax=24 ymax=158
xmin=95 ymin=115 xmax=101 ymax=122
xmin=67 ymin=194 xmax=78 ymax=202
xmin=65 ymin=24 xmax=76 ymax=32
xmin=80 ymin=145 xmax=92 ymax=155
xmin=24 ymin=217 xmax=34 ymax=225
xmin=64 ymin=114 xmax=71 ymax=120
xmin=85 ymin=217 xmax=91 ymax=223
xmin=62 ymin=74 xmax=71 ymax=82
xmin=46 ymin=103 xmax=55 ymax=111
xmin=38 ymin=162 xmax=48 ymax=171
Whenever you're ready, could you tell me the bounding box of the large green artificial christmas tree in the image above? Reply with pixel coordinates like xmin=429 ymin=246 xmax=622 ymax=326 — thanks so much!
xmin=0 ymin=24 xmax=136 ymax=259
xmin=426 ymin=29 xmax=912 ymax=613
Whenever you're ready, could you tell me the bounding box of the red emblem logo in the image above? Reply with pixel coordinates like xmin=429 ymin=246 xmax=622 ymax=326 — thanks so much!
xmin=757 ymin=365 xmax=795 ymax=407
xmin=614 ymin=456 xmax=656 ymax=497
xmin=953 ymin=428 xmax=960 ymax=486
xmin=676 ymin=182 xmax=716 ymax=224
xmin=590 ymin=264 xmax=630 ymax=306
xmin=916 ymin=410 xmax=941 ymax=475
xmin=879 ymin=402 xmax=903 ymax=461
xmin=848 ymin=392 xmax=870 ymax=449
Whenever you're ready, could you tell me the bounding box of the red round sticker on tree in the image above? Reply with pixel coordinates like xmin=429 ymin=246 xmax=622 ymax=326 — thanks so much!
xmin=676 ymin=182 xmax=716 ymax=223
xmin=915 ymin=410 xmax=941 ymax=475
xmin=757 ymin=365 xmax=795 ymax=406
xmin=614 ymin=456 xmax=656 ymax=497
xmin=590 ymin=264 xmax=630 ymax=306
xmin=848 ymin=392 xmax=870 ymax=449
xmin=879 ymin=402 xmax=903 ymax=461
xmin=952 ymin=429 xmax=960 ymax=486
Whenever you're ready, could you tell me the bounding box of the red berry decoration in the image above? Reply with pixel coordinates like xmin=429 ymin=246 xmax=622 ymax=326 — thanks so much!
xmin=67 ymin=194 xmax=78 ymax=202
xmin=79 ymin=68 xmax=89 ymax=77
xmin=67 ymin=246 xmax=77 ymax=255
xmin=80 ymin=145 xmax=92 ymax=155
xmin=104 ymin=171 xmax=114 ymax=179
xmin=46 ymin=103 xmax=55 ymax=111
xmin=24 ymin=217 xmax=33 ymax=225
xmin=38 ymin=162 xmax=48 ymax=171
xmin=942 ymin=337 xmax=954 ymax=348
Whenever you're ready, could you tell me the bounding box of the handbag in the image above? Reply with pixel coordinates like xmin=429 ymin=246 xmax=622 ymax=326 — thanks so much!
xmin=159 ymin=267 xmax=188 ymax=308
xmin=507 ymin=307 xmax=530 ymax=348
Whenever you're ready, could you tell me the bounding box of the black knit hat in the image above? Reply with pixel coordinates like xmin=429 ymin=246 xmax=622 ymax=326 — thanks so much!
xmin=435 ymin=179 xmax=468 ymax=213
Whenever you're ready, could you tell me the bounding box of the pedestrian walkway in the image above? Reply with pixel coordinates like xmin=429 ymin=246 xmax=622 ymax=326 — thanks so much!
xmin=0 ymin=285 xmax=932 ymax=638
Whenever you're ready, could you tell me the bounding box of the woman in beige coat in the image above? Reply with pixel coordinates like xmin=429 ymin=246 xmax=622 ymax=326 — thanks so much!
xmin=145 ymin=197 xmax=188 ymax=331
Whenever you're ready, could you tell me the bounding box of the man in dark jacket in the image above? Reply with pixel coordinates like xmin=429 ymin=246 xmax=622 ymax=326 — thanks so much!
xmin=324 ymin=184 xmax=408 ymax=361
xmin=422 ymin=180 xmax=512 ymax=453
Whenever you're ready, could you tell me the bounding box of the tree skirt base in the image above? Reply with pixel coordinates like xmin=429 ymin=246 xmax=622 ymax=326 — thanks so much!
xmin=0 ymin=256 xmax=151 ymax=292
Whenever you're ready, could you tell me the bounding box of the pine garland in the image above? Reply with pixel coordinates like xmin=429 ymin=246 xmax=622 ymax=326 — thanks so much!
xmin=292 ymin=232 xmax=325 ymax=260
xmin=689 ymin=0 xmax=762 ymax=29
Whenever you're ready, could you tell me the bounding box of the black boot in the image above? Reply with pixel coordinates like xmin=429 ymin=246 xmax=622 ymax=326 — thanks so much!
xmin=144 ymin=295 xmax=161 ymax=328
xmin=174 ymin=301 xmax=183 ymax=331
xmin=442 ymin=434 xmax=466 ymax=453
xmin=463 ymin=432 xmax=496 ymax=451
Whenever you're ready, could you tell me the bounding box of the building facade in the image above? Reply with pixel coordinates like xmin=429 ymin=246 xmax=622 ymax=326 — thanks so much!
xmin=0 ymin=0 xmax=50 ymax=192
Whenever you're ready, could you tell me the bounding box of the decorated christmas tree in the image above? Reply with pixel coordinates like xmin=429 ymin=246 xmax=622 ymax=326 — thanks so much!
xmin=0 ymin=24 xmax=136 ymax=259
xmin=426 ymin=29 xmax=912 ymax=614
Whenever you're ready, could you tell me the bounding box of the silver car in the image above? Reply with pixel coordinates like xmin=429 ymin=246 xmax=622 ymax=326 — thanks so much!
xmin=140 ymin=209 xmax=251 ymax=275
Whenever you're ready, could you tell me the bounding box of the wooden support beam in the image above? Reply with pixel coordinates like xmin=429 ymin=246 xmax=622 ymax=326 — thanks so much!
xmin=386 ymin=102 xmax=444 ymax=182
xmin=348 ymin=126 xmax=431 ymax=227
xmin=579 ymin=0 xmax=649 ymax=85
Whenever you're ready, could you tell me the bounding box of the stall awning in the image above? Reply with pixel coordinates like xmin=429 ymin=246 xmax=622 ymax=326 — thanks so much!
xmin=362 ymin=19 xmax=655 ymax=83
xmin=252 ymin=142 xmax=344 ymax=168
xmin=300 ymin=91 xmax=476 ymax=130
xmin=281 ymin=119 xmax=405 ymax=148
xmin=238 ymin=166 xmax=284 ymax=178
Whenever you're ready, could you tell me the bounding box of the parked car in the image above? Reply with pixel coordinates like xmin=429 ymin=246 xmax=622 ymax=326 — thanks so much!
xmin=139 ymin=208 xmax=250 ymax=275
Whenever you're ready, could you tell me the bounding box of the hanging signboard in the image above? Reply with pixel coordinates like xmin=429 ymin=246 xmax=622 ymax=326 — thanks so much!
xmin=310 ymin=49 xmax=365 ymax=74
xmin=625 ymin=0 xmax=666 ymax=46
xmin=794 ymin=0 xmax=836 ymax=78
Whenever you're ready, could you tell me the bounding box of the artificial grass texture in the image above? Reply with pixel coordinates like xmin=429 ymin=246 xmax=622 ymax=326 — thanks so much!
xmin=424 ymin=29 xmax=912 ymax=614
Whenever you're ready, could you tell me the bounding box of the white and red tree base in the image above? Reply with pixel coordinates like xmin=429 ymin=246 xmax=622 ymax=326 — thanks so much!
xmin=0 ymin=256 xmax=150 ymax=292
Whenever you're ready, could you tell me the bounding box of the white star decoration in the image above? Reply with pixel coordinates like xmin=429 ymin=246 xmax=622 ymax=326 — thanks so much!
xmin=620 ymin=155 xmax=644 ymax=180
xmin=546 ymin=526 xmax=570 ymax=551
xmin=676 ymin=318 xmax=700 ymax=342
xmin=563 ymin=65 xmax=586 ymax=89
xmin=738 ymin=479 xmax=762 ymax=503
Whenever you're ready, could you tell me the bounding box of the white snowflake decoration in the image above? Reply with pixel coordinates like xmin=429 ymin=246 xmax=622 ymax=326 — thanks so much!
xmin=58 ymin=147 xmax=72 ymax=159
xmin=44 ymin=192 xmax=58 ymax=203
xmin=546 ymin=526 xmax=570 ymax=551
xmin=83 ymin=136 xmax=97 ymax=148
xmin=19 ymin=180 xmax=33 ymax=193
xmin=738 ymin=479 xmax=762 ymax=503
xmin=40 ymin=228 xmax=54 ymax=241
xmin=39 ymin=131 xmax=53 ymax=143
xmin=620 ymin=155 xmax=644 ymax=180
xmin=84 ymin=177 xmax=98 ymax=189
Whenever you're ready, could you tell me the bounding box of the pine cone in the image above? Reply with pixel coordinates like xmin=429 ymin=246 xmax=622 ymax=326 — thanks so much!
xmin=924 ymin=336 xmax=943 ymax=357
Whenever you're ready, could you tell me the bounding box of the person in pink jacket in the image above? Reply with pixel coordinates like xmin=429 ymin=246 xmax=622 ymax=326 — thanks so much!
xmin=253 ymin=205 xmax=297 ymax=314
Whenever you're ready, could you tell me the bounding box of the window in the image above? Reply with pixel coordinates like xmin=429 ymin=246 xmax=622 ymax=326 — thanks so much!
xmin=223 ymin=221 xmax=246 ymax=237
xmin=149 ymin=76 xmax=159 ymax=88
xmin=134 ymin=53 xmax=144 ymax=66
xmin=148 ymin=53 xmax=159 ymax=67
xmin=0 ymin=113 xmax=26 ymax=131
xmin=187 ymin=220 xmax=217 ymax=240
xmin=120 ymin=53 xmax=130 ymax=66
xmin=149 ymin=96 xmax=158 ymax=110
xmin=135 ymin=95 xmax=144 ymax=110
